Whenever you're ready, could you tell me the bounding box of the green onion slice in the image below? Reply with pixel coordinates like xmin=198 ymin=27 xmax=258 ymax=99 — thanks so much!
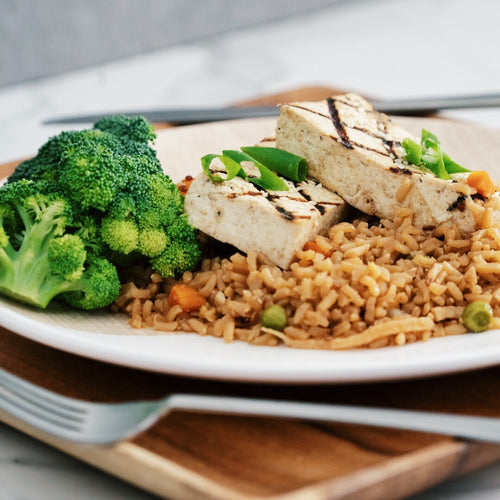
xmin=201 ymin=153 xmax=244 ymax=183
xmin=421 ymin=129 xmax=440 ymax=148
xmin=401 ymin=129 xmax=470 ymax=179
xmin=443 ymin=154 xmax=470 ymax=174
xmin=240 ymin=146 xmax=308 ymax=182
xmin=402 ymin=138 xmax=421 ymax=165
xmin=218 ymin=155 xmax=245 ymax=181
xmin=421 ymin=149 xmax=450 ymax=180
xmin=201 ymin=154 xmax=223 ymax=182
xmin=201 ymin=146 xmax=306 ymax=191
xmin=223 ymin=149 xmax=289 ymax=191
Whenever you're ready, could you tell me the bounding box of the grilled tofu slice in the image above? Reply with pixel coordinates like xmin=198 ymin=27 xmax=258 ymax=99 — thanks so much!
xmin=184 ymin=158 xmax=349 ymax=268
xmin=275 ymin=93 xmax=498 ymax=233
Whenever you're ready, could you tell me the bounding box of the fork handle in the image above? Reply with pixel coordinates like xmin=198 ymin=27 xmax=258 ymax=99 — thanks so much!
xmin=168 ymin=394 xmax=500 ymax=444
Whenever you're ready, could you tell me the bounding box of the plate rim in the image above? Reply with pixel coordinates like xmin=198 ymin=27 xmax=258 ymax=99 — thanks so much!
xmin=1 ymin=299 xmax=499 ymax=384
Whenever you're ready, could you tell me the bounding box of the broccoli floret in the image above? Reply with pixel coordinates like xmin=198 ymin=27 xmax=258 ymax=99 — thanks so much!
xmin=5 ymin=114 xmax=202 ymax=310
xmin=138 ymin=228 xmax=167 ymax=257
xmin=8 ymin=119 xmax=159 ymax=186
xmin=101 ymin=218 xmax=139 ymax=254
xmin=72 ymin=215 xmax=107 ymax=256
xmin=120 ymin=155 xmax=162 ymax=179
xmin=93 ymin=115 xmax=159 ymax=161
xmin=7 ymin=158 xmax=42 ymax=184
xmin=151 ymin=237 xmax=201 ymax=278
xmin=61 ymin=256 xmax=121 ymax=310
xmin=0 ymin=180 xmax=120 ymax=309
xmin=100 ymin=169 xmax=201 ymax=277
xmin=59 ymin=142 xmax=122 ymax=211
xmin=48 ymin=234 xmax=86 ymax=280
xmin=93 ymin=115 xmax=156 ymax=144
xmin=150 ymin=217 xmax=202 ymax=278
xmin=8 ymin=130 xmax=122 ymax=184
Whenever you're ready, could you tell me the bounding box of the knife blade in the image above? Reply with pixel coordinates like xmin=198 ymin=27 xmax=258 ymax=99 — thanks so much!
xmin=43 ymin=92 xmax=500 ymax=125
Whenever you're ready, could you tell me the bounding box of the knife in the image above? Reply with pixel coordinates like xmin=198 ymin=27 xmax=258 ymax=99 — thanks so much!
xmin=43 ymin=92 xmax=500 ymax=125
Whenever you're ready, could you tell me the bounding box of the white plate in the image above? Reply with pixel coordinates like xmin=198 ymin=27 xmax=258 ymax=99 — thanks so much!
xmin=1 ymin=296 xmax=499 ymax=383
xmin=1 ymin=117 xmax=500 ymax=383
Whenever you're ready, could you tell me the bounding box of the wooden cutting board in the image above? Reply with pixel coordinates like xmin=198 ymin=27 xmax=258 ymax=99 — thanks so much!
xmin=1 ymin=87 xmax=499 ymax=500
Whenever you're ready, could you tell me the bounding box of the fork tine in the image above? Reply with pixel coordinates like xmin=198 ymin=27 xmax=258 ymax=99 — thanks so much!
xmin=1 ymin=383 xmax=86 ymax=422
xmin=0 ymin=386 xmax=84 ymax=432
xmin=0 ymin=368 xmax=169 ymax=444
xmin=0 ymin=367 xmax=86 ymax=414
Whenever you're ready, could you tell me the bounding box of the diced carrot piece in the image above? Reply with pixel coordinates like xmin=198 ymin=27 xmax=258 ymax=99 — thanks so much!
xmin=467 ymin=171 xmax=496 ymax=198
xmin=303 ymin=240 xmax=332 ymax=257
xmin=168 ymin=284 xmax=206 ymax=312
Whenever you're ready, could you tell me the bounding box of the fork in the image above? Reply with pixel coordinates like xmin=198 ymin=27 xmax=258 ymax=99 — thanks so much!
xmin=1 ymin=366 xmax=499 ymax=446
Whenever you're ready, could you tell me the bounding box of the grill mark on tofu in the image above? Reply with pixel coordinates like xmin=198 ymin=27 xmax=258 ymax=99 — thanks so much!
xmin=384 ymin=138 xmax=401 ymax=157
xmin=274 ymin=205 xmax=296 ymax=220
xmin=327 ymin=97 xmax=353 ymax=149
xmin=351 ymin=141 xmax=392 ymax=157
xmin=223 ymin=186 xmax=324 ymax=221
xmin=390 ymin=166 xmax=413 ymax=175
xmin=226 ymin=191 xmax=261 ymax=198
xmin=335 ymin=96 xmax=377 ymax=113
xmin=314 ymin=203 xmax=325 ymax=214
xmin=288 ymin=103 xmax=330 ymax=120
xmin=328 ymin=135 xmax=392 ymax=158
xmin=380 ymin=119 xmax=401 ymax=159
xmin=318 ymin=200 xmax=342 ymax=205
xmin=351 ymin=123 xmax=401 ymax=159
xmin=297 ymin=186 xmax=339 ymax=216
xmin=242 ymin=181 xmax=329 ymax=220
xmin=289 ymin=99 xmax=375 ymax=118
xmin=269 ymin=199 xmax=312 ymax=220
xmin=267 ymin=193 xmax=315 ymax=221
xmin=298 ymin=189 xmax=312 ymax=201
xmin=289 ymin=101 xmax=398 ymax=159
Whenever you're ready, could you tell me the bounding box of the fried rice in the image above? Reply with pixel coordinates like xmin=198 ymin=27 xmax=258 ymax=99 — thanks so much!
xmin=113 ymin=197 xmax=500 ymax=349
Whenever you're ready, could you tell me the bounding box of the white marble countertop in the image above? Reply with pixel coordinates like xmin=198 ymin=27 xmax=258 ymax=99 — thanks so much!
xmin=1 ymin=0 xmax=499 ymax=498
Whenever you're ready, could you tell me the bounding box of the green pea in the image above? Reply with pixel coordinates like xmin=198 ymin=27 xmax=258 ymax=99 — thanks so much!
xmin=260 ymin=304 xmax=287 ymax=331
xmin=462 ymin=301 xmax=493 ymax=333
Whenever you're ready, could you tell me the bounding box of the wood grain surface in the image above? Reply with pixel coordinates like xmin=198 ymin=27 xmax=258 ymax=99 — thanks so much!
xmin=0 ymin=87 xmax=499 ymax=500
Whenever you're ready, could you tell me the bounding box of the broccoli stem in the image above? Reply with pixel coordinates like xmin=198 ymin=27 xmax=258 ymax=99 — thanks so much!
xmin=0 ymin=247 xmax=14 ymax=283
xmin=0 ymin=245 xmax=73 ymax=308
xmin=0 ymin=204 xmax=77 ymax=308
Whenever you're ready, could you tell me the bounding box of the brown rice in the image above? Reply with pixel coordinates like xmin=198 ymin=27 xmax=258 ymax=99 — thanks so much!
xmin=113 ymin=204 xmax=500 ymax=349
